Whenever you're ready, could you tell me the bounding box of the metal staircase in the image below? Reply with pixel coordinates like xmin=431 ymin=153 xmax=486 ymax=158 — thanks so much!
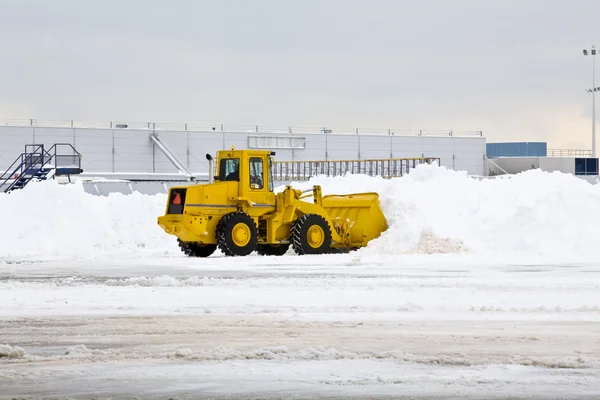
xmin=0 ymin=144 xmax=83 ymax=193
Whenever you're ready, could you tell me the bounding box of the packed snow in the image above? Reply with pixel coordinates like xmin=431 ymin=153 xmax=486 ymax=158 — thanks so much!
xmin=1 ymin=164 xmax=600 ymax=399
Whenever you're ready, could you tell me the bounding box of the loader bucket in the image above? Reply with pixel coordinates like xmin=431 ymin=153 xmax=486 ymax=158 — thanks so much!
xmin=321 ymin=192 xmax=387 ymax=247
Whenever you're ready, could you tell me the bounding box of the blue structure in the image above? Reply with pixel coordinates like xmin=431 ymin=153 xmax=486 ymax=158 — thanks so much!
xmin=486 ymin=142 xmax=547 ymax=157
xmin=0 ymin=144 xmax=83 ymax=193
xmin=575 ymin=158 xmax=599 ymax=175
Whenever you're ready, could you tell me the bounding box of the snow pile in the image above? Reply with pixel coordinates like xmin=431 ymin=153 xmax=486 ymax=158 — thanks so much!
xmin=65 ymin=344 xmax=92 ymax=355
xmin=287 ymin=165 xmax=600 ymax=259
xmin=167 ymin=345 xmax=595 ymax=369
xmin=0 ymin=344 xmax=26 ymax=359
xmin=2 ymin=165 xmax=600 ymax=260
xmin=0 ymin=180 xmax=177 ymax=259
xmin=410 ymin=228 xmax=467 ymax=255
xmin=10 ymin=343 xmax=593 ymax=370
xmin=63 ymin=344 xmax=118 ymax=358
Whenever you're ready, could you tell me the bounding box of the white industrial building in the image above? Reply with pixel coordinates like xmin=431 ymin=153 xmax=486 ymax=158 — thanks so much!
xmin=0 ymin=120 xmax=487 ymax=184
xmin=4 ymin=119 xmax=598 ymax=195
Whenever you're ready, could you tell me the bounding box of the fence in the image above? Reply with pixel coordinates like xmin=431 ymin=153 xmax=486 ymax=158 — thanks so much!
xmin=272 ymin=157 xmax=440 ymax=181
xmin=547 ymin=149 xmax=593 ymax=157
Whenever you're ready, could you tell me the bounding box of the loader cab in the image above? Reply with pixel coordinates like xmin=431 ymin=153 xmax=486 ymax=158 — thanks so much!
xmin=216 ymin=149 xmax=275 ymax=194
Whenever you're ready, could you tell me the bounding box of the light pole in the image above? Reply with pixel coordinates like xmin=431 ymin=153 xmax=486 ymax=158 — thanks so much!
xmin=583 ymin=46 xmax=599 ymax=158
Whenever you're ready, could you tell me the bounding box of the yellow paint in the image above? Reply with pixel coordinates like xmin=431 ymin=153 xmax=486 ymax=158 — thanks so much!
xmin=232 ymin=222 xmax=251 ymax=247
xmin=307 ymin=225 xmax=325 ymax=248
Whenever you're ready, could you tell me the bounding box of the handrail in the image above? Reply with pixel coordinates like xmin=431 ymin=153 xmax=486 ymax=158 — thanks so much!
xmin=0 ymin=154 xmax=25 ymax=181
xmin=4 ymin=145 xmax=52 ymax=192
xmin=1 ymin=143 xmax=83 ymax=192
xmin=547 ymin=148 xmax=593 ymax=157
xmin=0 ymin=144 xmax=49 ymax=191
xmin=48 ymin=143 xmax=82 ymax=165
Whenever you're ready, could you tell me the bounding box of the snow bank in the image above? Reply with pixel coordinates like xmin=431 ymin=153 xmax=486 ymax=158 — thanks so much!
xmin=2 ymin=165 xmax=600 ymax=260
xmin=12 ymin=342 xmax=597 ymax=370
xmin=287 ymin=165 xmax=600 ymax=260
xmin=0 ymin=344 xmax=27 ymax=359
xmin=0 ymin=180 xmax=178 ymax=259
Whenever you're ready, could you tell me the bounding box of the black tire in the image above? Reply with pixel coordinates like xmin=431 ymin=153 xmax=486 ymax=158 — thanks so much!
xmin=216 ymin=212 xmax=258 ymax=256
xmin=291 ymin=214 xmax=332 ymax=255
xmin=177 ymin=239 xmax=217 ymax=258
xmin=256 ymin=243 xmax=290 ymax=256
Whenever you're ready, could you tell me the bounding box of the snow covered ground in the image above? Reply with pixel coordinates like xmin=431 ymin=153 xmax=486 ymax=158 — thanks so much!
xmin=1 ymin=165 xmax=600 ymax=399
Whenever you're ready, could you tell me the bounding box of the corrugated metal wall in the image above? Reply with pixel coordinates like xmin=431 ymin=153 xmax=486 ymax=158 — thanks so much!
xmin=486 ymin=142 xmax=547 ymax=157
xmin=0 ymin=125 xmax=487 ymax=176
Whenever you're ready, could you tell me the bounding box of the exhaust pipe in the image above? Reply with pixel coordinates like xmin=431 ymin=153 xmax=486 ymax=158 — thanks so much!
xmin=206 ymin=153 xmax=214 ymax=183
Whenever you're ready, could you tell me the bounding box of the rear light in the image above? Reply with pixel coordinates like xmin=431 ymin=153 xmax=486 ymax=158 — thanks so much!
xmin=172 ymin=193 xmax=182 ymax=205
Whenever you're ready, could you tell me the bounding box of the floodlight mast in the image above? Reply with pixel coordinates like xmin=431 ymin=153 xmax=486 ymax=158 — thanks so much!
xmin=583 ymin=45 xmax=597 ymax=158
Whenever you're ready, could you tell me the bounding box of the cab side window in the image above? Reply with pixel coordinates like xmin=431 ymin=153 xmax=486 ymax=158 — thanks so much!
xmin=249 ymin=157 xmax=264 ymax=189
xmin=220 ymin=158 xmax=240 ymax=181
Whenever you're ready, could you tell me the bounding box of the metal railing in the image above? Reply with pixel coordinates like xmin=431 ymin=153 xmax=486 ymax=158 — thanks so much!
xmin=0 ymin=143 xmax=82 ymax=192
xmin=0 ymin=118 xmax=484 ymax=137
xmin=272 ymin=157 xmax=440 ymax=181
xmin=547 ymin=149 xmax=593 ymax=157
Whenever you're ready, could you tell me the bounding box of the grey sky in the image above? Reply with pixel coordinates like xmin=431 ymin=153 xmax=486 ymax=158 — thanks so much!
xmin=1 ymin=0 xmax=599 ymax=149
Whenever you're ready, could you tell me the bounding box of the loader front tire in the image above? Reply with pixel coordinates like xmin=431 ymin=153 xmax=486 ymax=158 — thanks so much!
xmin=177 ymin=239 xmax=217 ymax=258
xmin=256 ymin=243 xmax=290 ymax=256
xmin=291 ymin=214 xmax=332 ymax=255
xmin=216 ymin=212 xmax=258 ymax=256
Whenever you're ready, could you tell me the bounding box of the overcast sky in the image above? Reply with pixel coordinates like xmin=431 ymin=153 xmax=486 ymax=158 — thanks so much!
xmin=1 ymin=0 xmax=599 ymax=149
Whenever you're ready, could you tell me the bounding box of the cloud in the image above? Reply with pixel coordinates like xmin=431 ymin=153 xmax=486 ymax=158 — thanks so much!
xmin=0 ymin=0 xmax=599 ymax=149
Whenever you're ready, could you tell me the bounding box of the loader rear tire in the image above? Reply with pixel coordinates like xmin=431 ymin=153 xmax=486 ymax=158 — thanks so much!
xmin=256 ymin=243 xmax=290 ymax=256
xmin=291 ymin=214 xmax=332 ymax=255
xmin=177 ymin=239 xmax=217 ymax=258
xmin=216 ymin=212 xmax=257 ymax=257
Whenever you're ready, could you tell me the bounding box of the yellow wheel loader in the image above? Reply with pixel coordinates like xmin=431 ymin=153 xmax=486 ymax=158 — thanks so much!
xmin=157 ymin=148 xmax=387 ymax=257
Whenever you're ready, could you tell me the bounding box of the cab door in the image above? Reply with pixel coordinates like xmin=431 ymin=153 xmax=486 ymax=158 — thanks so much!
xmin=247 ymin=156 xmax=275 ymax=208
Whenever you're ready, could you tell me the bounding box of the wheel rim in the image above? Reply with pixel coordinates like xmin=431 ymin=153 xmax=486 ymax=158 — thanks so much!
xmin=307 ymin=225 xmax=325 ymax=248
xmin=232 ymin=222 xmax=251 ymax=247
